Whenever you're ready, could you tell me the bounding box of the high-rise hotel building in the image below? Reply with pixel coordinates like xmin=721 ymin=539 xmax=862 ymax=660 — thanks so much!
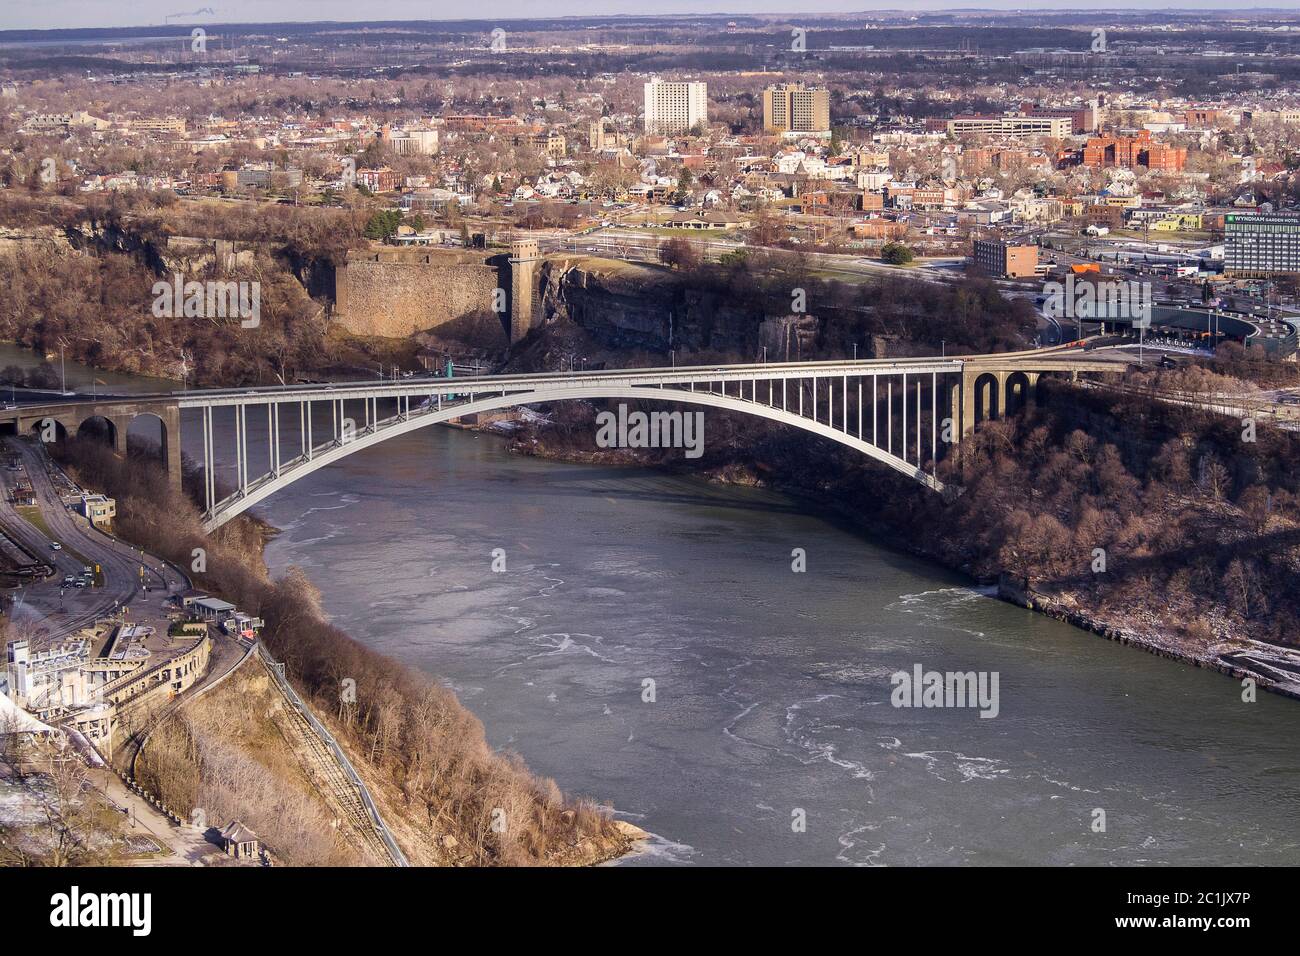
xmin=763 ymin=83 xmax=831 ymax=134
xmin=1225 ymin=213 xmax=1300 ymax=276
xmin=643 ymin=79 xmax=709 ymax=135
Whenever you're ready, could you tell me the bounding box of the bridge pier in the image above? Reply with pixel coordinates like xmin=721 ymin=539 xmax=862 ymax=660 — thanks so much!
xmin=960 ymin=371 xmax=978 ymax=440
xmin=960 ymin=367 xmax=1046 ymax=441
xmin=948 ymin=377 xmax=962 ymax=444
xmin=161 ymin=405 xmax=182 ymax=494
xmin=1025 ymin=371 xmax=1041 ymax=406
xmin=109 ymin=415 xmax=130 ymax=456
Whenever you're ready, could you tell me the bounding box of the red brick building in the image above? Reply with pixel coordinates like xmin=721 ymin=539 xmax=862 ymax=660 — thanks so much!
xmin=1081 ymin=130 xmax=1186 ymax=172
xmin=860 ymin=191 xmax=884 ymax=211
xmin=1018 ymin=102 xmax=1098 ymax=134
xmin=972 ymin=238 xmax=1038 ymax=278
xmin=356 ymin=166 xmax=400 ymax=192
xmin=1184 ymin=109 xmax=1222 ymax=128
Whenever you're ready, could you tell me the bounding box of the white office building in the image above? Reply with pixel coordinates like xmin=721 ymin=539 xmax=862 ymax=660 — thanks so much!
xmin=643 ymin=79 xmax=708 ymax=135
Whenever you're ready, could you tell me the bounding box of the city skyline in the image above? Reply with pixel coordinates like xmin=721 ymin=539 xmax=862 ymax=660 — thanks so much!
xmin=0 ymin=1 xmax=1272 ymax=33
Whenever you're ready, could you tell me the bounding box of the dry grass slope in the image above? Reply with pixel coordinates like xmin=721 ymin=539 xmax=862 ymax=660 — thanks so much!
xmin=136 ymin=655 xmax=369 ymax=866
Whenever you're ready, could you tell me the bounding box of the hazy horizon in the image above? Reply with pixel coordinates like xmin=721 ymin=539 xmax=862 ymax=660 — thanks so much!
xmin=3 ymin=1 xmax=1294 ymax=35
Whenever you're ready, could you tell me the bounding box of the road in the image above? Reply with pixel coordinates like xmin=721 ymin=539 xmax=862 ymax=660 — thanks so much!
xmin=119 ymin=634 xmax=254 ymax=775
xmin=0 ymin=436 xmax=188 ymax=643
xmin=544 ymin=228 xmax=963 ymax=286
xmin=94 ymin=768 xmax=221 ymax=865
xmin=1080 ymin=374 xmax=1300 ymax=430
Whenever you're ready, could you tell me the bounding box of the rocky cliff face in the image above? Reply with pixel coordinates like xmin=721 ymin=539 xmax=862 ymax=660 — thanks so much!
xmin=536 ymin=256 xmax=901 ymax=361
xmin=0 ymin=224 xmax=76 ymax=256
xmin=64 ymin=218 xmax=169 ymax=273
xmin=539 ymin=256 xmax=680 ymax=350
xmin=539 ymin=255 xmax=772 ymax=354
xmin=2 ymin=218 xmax=331 ymax=300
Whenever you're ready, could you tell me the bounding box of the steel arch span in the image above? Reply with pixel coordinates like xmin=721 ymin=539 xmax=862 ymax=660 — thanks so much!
xmin=199 ymin=382 xmax=946 ymax=531
xmin=0 ymin=345 xmax=1129 ymax=534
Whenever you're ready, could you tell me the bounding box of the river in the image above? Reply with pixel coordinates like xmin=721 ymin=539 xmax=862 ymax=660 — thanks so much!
xmin=14 ymin=346 xmax=1300 ymax=865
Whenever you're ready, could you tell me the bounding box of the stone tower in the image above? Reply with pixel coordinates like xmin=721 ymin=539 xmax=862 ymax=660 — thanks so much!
xmin=508 ymin=237 xmax=540 ymax=342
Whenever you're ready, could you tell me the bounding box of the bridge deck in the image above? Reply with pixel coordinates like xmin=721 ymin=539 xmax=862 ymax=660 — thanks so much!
xmin=0 ymin=345 xmax=1132 ymax=531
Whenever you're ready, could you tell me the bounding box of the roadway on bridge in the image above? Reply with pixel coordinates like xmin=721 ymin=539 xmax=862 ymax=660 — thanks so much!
xmin=2 ymin=346 xmax=1128 ymax=410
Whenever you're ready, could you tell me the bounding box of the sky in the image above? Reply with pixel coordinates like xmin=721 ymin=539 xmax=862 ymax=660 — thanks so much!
xmin=1 ymin=1 xmax=1283 ymax=34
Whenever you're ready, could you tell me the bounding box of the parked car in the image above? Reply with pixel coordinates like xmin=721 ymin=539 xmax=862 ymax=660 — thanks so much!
xmin=50 ymin=542 xmax=62 ymax=551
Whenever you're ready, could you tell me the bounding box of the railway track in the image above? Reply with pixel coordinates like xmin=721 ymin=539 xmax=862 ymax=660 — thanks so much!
xmin=275 ymin=690 xmax=391 ymax=864
xmin=260 ymin=652 xmax=404 ymax=866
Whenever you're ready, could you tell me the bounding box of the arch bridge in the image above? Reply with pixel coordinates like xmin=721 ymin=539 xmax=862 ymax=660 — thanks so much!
xmin=0 ymin=347 xmax=1126 ymax=532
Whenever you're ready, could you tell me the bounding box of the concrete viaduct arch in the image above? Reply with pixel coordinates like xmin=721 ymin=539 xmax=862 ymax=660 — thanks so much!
xmin=13 ymin=400 xmax=182 ymax=488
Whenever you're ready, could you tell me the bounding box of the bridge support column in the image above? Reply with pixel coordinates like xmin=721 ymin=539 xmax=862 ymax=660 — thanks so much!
xmin=948 ymin=377 xmax=962 ymax=444
xmin=161 ymin=405 xmax=182 ymax=494
xmin=960 ymin=370 xmax=977 ymax=440
xmin=107 ymin=415 xmax=131 ymax=456
xmin=201 ymin=406 xmax=214 ymax=514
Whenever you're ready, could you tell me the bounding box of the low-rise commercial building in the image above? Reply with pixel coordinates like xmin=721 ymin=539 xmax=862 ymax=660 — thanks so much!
xmin=946 ymin=113 xmax=1072 ymax=140
xmin=972 ymin=238 xmax=1039 ymax=278
xmin=79 ymin=494 xmax=115 ymax=528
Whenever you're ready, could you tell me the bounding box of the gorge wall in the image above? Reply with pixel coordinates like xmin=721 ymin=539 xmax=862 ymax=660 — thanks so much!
xmin=333 ymin=246 xmax=519 ymax=349
xmin=537 ymin=256 xmax=868 ymax=360
xmin=333 ymin=250 xmax=954 ymax=361
xmin=335 ymin=250 xmax=824 ymax=358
